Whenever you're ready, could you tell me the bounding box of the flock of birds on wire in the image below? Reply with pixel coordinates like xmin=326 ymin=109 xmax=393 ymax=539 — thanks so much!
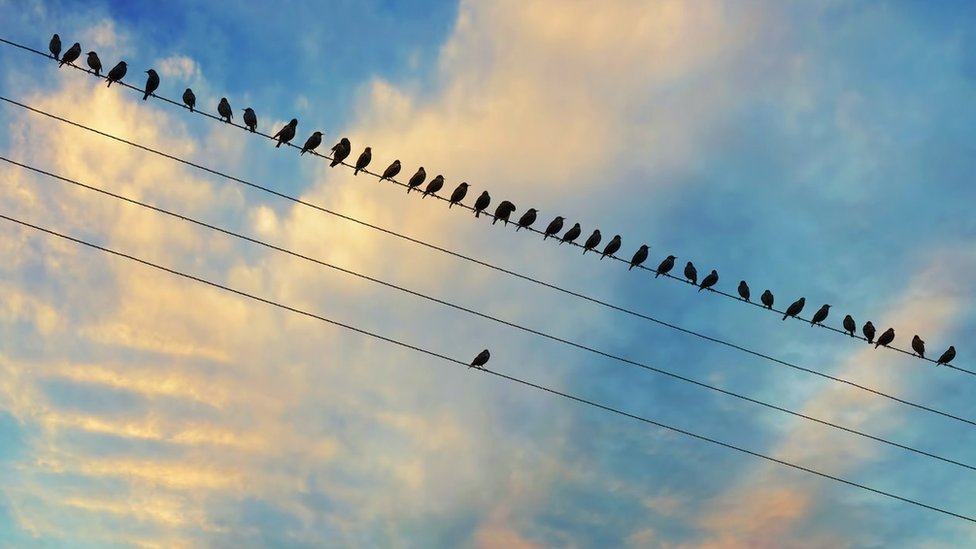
xmin=45 ymin=33 xmax=958 ymax=369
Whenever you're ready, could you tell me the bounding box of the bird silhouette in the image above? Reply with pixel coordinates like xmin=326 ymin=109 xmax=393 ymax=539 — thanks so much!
xmin=937 ymin=346 xmax=956 ymax=366
xmin=810 ymin=304 xmax=830 ymax=326
xmin=274 ymin=119 xmax=298 ymax=148
xmin=629 ymin=245 xmax=649 ymax=271
xmin=493 ymin=201 xmax=516 ymax=225
xmin=354 ymin=147 xmax=372 ymax=175
xmin=182 ymin=88 xmax=196 ymax=112
xmin=105 ymin=61 xmax=126 ymax=87
xmin=911 ymin=335 xmax=925 ymax=359
xmin=422 ymin=175 xmax=444 ymax=197
xmin=543 ymin=216 xmax=564 ymax=240
xmin=842 ymin=314 xmax=856 ymax=337
xmin=699 ymin=270 xmax=719 ymax=292
xmin=59 ymin=42 xmax=81 ymax=67
xmin=142 ymin=69 xmax=159 ymax=100
xmin=301 ymin=131 xmax=323 ymax=155
xmin=217 ymin=97 xmax=233 ymax=122
xmin=738 ymin=281 xmax=750 ymax=301
xmin=782 ymin=297 xmax=805 ymax=320
xmin=242 ymin=107 xmax=257 ymax=132
xmin=448 ymin=182 xmax=469 ymax=207
xmin=49 ymin=34 xmax=61 ymax=60
xmin=381 ymin=160 xmax=401 ymax=181
xmin=86 ymin=51 xmax=101 ymax=76
xmin=406 ymin=167 xmax=426 ymax=193
xmin=656 ymin=255 xmax=676 ymax=278
xmin=470 ymin=349 xmax=490 ymax=369
xmin=330 ymin=138 xmax=351 ymax=167
xmin=601 ymin=235 xmax=621 ymax=260
xmin=761 ymin=289 xmax=774 ymax=309
xmin=684 ymin=262 xmax=698 ymax=285
xmin=560 ymin=223 xmax=581 ymax=245
xmin=582 ymin=230 xmax=602 ymax=254
xmin=875 ymin=327 xmax=895 ymax=349
xmin=516 ymin=209 xmax=538 ymax=231
xmin=473 ymin=191 xmax=491 ymax=217
xmin=862 ymin=321 xmax=876 ymax=344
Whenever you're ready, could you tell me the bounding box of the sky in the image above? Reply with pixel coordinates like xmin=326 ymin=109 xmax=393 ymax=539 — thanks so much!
xmin=0 ymin=0 xmax=975 ymax=547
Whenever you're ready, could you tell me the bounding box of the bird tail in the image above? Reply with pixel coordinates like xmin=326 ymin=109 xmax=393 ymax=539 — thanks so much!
xmin=782 ymin=314 xmax=788 ymax=320
xmin=582 ymin=248 xmax=588 ymax=255
xmin=407 ymin=186 xmax=412 ymax=194
xmin=189 ymin=106 xmax=194 ymax=113
xmin=421 ymin=192 xmax=428 ymax=198
xmin=276 ymin=141 xmax=282 ymax=148
xmin=106 ymin=80 xmax=112 ymax=88
xmin=475 ymin=210 xmax=480 ymax=218
xmin=875 ymin=342 xmax=881 ymax=349
xmin=143 ymin=92 xmax=149 ymax=101
xmin=600 ymin=254 xmax=606 ymax=260
xmin=59 ymin=60 xmax=65 ymax=67
xmin=249 ymin=126 xmax=254 ymax=133
xmin=698 ymin=286 xmax=704 ymax=292
xmin=516 ymin=226 xmax=521 ymax=232
xmin=655 ymin=272 xmax=660 ymax=278
xmin=492 ymin=217 xmax=498 ymax=225
xmin=449 ymin=202 xmax=454 ymax=208
xmin=628 ymin=265 xmax=634 ymax=271
xmin=300 ymin=150 xmax=306 ymax=156
xmin=354 ymin=169 xmax=360 ymax=175
xmin=543 ymin=234 xmax=548 ymax=240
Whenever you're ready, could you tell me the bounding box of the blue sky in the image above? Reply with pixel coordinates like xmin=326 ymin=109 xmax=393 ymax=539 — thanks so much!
xmin=0 ymin=1 xmax=975 ymax=548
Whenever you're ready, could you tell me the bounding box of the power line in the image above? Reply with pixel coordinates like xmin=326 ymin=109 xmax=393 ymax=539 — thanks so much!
xmin=0 ymin=35 xmax=957 ymax=368
xmin=0 ymin=210 xmax=971 ymax=525
xmin=2 ymin=99 xmax=972 ymax=431
xmin=7 ymin=154 xmax=972 ymax=472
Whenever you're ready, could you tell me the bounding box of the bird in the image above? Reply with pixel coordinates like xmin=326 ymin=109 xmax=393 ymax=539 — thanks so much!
xmin=242 ymin=107 xmax=257 ymax=132
xmin=448 ymin=182 xmax=469 ymax=207
xmin=810 ymin=304 xmax=830 ymax=326
xmin=629 ymin=245 xmax=649 ymax=271
xmin=85 ymin=51 xmax=101 ymax=76
xmin=354 ymin=147 xmax=371 ymax=175
xmin=330 ymin=138 xmax=351 ymax=167
xmin=470 ymin=349 xmax=490 ymax=369
xmin=656 ymin=255 xmax=676 ymax=278
xmin=105 ymin=61 xmax=127 ymax=87
xmin=422 ymin=175 xmax=444 ymax=197
xmin=492 ymin=201 xmax=516 ymax=225
xmin=601 ymin=235 xmax=621 ymax=260
xmin=182 ymin=88 xmax=196 ymax=112
xmin=782 ymin=297 xmax=805 ymax=320
xmin=142 ymin=69 xmax=159 ymax=100
xmin=274 ymin=119 xmax=298 ymax=148
xmin=301 ymin=131 xmax=323 ymax=155
xmin=473 ymin=191 xmax=491 ymax=217
xmin=842 ymin=314 xmax=856 ymax=337
xmin=560 ymin=223 xmax=581 ymax=245
xmin=217 ymin=97 xmax=233 ymax=123
xmin=937 ymin=346 xmax=956 ymax=366
xmin=699 ymin=270 xmax=719 ymax=292
xmin=761 ymin=289 xmax=774 ymax=309
xmin=582 ymin=230 xmax=602 ymax=254
xmin=49 ymin=34 xmax=61 ymax=60
xmin=381 ymin=160 xmax=401 ymax=181
xmin=516 ymin=209 xmax=538 ymax=231
xmin=875 ymin=327 xmax=895 ymax=349
xmin=912 ymin=335 xmax=925 ymax=358
xmin=59 ymin=42 xmax=81 ymax=67
xmin=862 ymin=321 xmax=876 ymax=344
xmin=684 ymin=262 xmax=698 ymax=285
xmin=543 ymin=216 xmax=564 ymax=239
xmin=738 ymin=281 xmax=750 ymax=301
xmin=406 ymin=167 xmax=426 ymax=193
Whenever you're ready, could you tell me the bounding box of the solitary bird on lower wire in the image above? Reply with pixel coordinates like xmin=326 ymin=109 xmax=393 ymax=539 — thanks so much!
xmin=182 ymin=88 xmax=196 ymax=112
xmin=582 ymin=230 xmax=602 ymax=254
xmin=86 ymin=51 xmax=101 ymax=76
xmin=242 ymin=107 xmax=257 ymax=132
xmin=354 ymin=147 xmax=372 ymax=175
xmin=937 ymin=346 xmax=956 ymax=366
xmin=875 ymin=327 xmax=895 ymax=349
xmin=301 ymin=131 xmax=323 ymax=155
xmin=842 ymin=314 xmax=856 ymax=337
xmin=911 ymin=335 xmax=926 ymax=359
xmin=473 ymin=191 xmax=491 ymax=217
xmin=470 ymin=349 xmax=490 ymax=369
xmin=761 ymin=289 xmax=774 ymax=309
xmin=422 ymin=175 xmax=444 ymax=197
xmin=862 ymin=321 xmax=876 ymax=344
xmin=381 ymin=160 xmax=401 ymax=181
xmin=543 ymin=216 xmax=564 ymax=240
xmin=516 ymin=208 xmax=538 ymax=231
xmin=601 ymin=235 xmax=621 ymax=260
xmin=60 ymin=42 xmax=81 ymax=67
xmin=448 ymin=182 xmax=469 ymax=207
xmin=493 ymin=200 xmax=516 ymax=225
xmin=406 ymin=167 xmax=426 ymax=193
xmin=738 ymin=280 xmax=750 ymax=301
xmin=143 ymin=69 xmax=159 ymax=100
xmin=274 ymin=119 xmax=298 ymax=148
xmin=699 ymin=270 xmax=719 ymax=292
xmin=105 ymin=61 xmax=127 ymax=87
xmin=49 ymin=34 xmax=61 ymax=60
xmin=810 ymin=304 xmax=830 ymax=326
xmin=684 ymin=262 xmax=698 ymax=285
xmin=217 ymin=97 xmax=233 ymax=122
xmin=629 ymin=245 xmax=649 ymax=271
xmin=782 ymin=297 xmax=805 ymax=320
xmin=560 ymin=223 xmax=581 ymax=245
xmin=330 ymin=138 xmax=351 ymax=167
xmin=656 ymin=255 xmax=675 ymax=278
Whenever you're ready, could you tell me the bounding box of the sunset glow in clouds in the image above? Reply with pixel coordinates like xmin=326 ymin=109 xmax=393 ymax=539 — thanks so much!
xmin=1 ymin=1 xmax=975 ymax=547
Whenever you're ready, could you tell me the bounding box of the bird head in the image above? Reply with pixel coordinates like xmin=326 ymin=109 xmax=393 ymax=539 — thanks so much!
xmin=824 ymin=304 xmax=831 ymax=309
xmin=220 ymin=97 xmax=228 ymax=102
xmin=555 ymin=216 xmax=565 ymax=221
xmin=313 ymin=131 xmax=322 ymax=137
xmin=593 ymin=229 xmax=601 ymax=236
xmin=459 ymin=182 xmax=469 ymax=188
xmin=686 ymin=261 xmax=694 ymax=267
xmin=71 ymin=42 xmax=80 ymax=48
xmin=711 ymin=269 xmax=718 ymax=275
xmin=639 ymin=244 xmax=648 ymax=251
xmin=87 ymin=51 xmax=97 ymax=56
xmin=118 ymin=61 xmax=127 ymax=67
xmin=798 ymin=297 xmax=806 ymax=304
xmin=244 ymin=107 xmax=254 ymax=113
xmin=667 ymin=255 xmax=676 ymax=260
xmin=364 ymin=146 xmax=371 ymax=152
xmin=527 ymin=208 xmax=538 ymax=214
xmin=612 ymin=235 xmax=621 ymax=240
xmin=53 ymin=33 xmax=60 ymax=39
xmin=289 ymin=118 xmax=298 ymax=126
xmin=392 ymin=159 xmax=400 ymax=166
xmin=146 ymin=69 xmax=157 ymax=76
xmin=340 ymin=137 xmax=350 ymax=145
xmin=185 ymin=87 xmax=193 ymax=93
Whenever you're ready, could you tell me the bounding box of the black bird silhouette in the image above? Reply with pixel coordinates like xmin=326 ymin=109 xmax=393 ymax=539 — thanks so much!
xmin=493 ymin=201 xmax=516 ymax=225
xmin=381 ymin=160 xmax=401 ymax=181
xmin=422 ymin=175 xmax=444 ymax=197
xmin=330 ymin=138 xmax=351 ymax=167
xmin=782 ymin=297 xmax=805 ymax=320
xmin=560 ymin=223 xmax=581 ymax=245
xmin=49 ymin=34 xmax=61 ymax=60
xmin=59 ymin=42 xmax=81 ymax=67
xmin=810 ymin=304 xmax=830 ymax=326
xmin=448 ymin=182 xmax=469 ymax=207
xmin=937 ymin=346 xmax=956 ymax=366
xmin=516 ymin=209 xmax=538 ymax=231
xmin=182 ymin=88 xmax=196 ymax=112
xmin=656 ymin=255 xmax=675 ymax=278
xmin=354 ymin=147 xmax=371 ymax=175
xmin=875 ymin=327 xmax=895 ymax=349
xmin=761 ymin=289 xmax=774 ymax=309
xmin=911 ymin=335 xmax=925 ymax=359
xmin=543 ymin=216 xmax=564 ymax=239
xmin=470 ymin=349 xmax=490 ymax=369
xmin=842 ymin=314 xmax=856 ymax=337
xmin=473 ymin=191 xmax=490 ymax=217
xmin=105 ymin=61 xmax=126 ymax=87
xmin=301 ymin=131 xmax=323 ymax=155
xmin=274 ymin=119 xmax=298 ymax=148
xmin=142 ymin=69 xmax=159 ymax=100
xmin=86 ymin=51 xmax=101 ymax=76
xmin=738 ymin=281 xmax=750 ymax=301
xmin=699 ymin=270 xmax=719 ymax=292
xmin=684 ymin=262 xmax=698 ymax=285
xmin=242 ymin=107 xmax=257 ymax=132
xmin=406 ymin=167 xmax=426 ymax=193
xmin=217 ymin=97 xmax=233 ymax=122
xmin=629 ymin=245 xmax=649 ymax=271
xmin=582 ymin=230 xmax=602 ymax=254
xmin=862 ymin=321 xmax=876 ymax=344
xmin=601 ymin=235 xmax=621 ymax=260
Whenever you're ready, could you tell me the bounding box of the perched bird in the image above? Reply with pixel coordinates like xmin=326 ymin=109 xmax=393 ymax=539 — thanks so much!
xmin=59 ymin=42 xmax=81 ymax=67
xmin=699 ymin=270 xmax=719 ymax=292
xmin=582 ymin=230 xmax=602 ymax=254
xmin=560 ymin=223 xmax=581 ymax=245
xmin=656 ymin=255 xmax=676 ymax=278
xmin=684 ymin=262 xmax=698 ymax=285
xmin=301 ymin=131 xmax=323 ymax=155
xmin=810 ymin=304 xmax=830 ymax=326
xmin=842 ymin=314 xmax=856 ymax=337
xmin=274 ymin=119 xmax=298 ymax=148
xmin=354 ymin=147 xmax=372 ymax=175
xmin=601 ymin=235 xmax=621 ymax=260
xmin=217 ymin=97 xmax=233 ymax=122
xmin=470 ymin=349 xmax=490 ymax=369
xmin=448 ymin=182 xmax=469 ymax=208
xmin=761 ymin=289 xmax=774 ymax=309
xmin=911 ymin=335 xmax=925 ymax=359
xmin=406 ymin=167 xmax=426 ymax=193
xmin=49 ymin=34 xmax=61 ymax=60
xmin=473 ymin=191 xmax=491 ymax=217
xmin=422 ymin=174 xmax=444 ymax=197
xmin=242 ymin=107 xmax=257 ymax=132
xmin=629 ymin=245 xmax=649 ymax=271
xmin=182 ymin=88 xmax=196 ymax=112
xmin=492 ymin=200 xmax=516 ymax=225
xmin=142 ymin=69 xmax=159 ymax=100
xmin=86 ymin=51 xmax=101 ymax=76
xmin=516 ymin=208 xmax=538 ymax=231
xmin=862 ymin=321 xmax=876 ymax=344
xmin=937 ymin=346 xmax=956 ymax=366
xmin=543 ymin=216 xmax=564 ymax=240
xmin=738 ymin=280 xmax=750 ymax=301
xmin=105 ymin=61 xmax=127 ymax=87
xmin=875 ymin=327 xmax=895 ymax=349
xmin=330 ymin=138 xmax=351 ymax=167
xmin=782 ymin=297 xmax=805 ymax=321
xmin=381 ymin=160 xmax=401 ymax=181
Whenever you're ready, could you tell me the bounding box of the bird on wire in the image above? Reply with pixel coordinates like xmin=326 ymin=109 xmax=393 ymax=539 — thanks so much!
xmin=142 ymin=69 xmax=159 ymax=100
xmin=354 ymin=147 xmax=371 ymax=175
xmin=330 ymin=138 xmax=351 ymax=167
xmin=629 ymin=245 xmax=649 ymax=271
xmin=601 ymin=235 xmax=621 ymax=260
xmin=810 ymin=304 xmax=830 ymax=326
xmin=656 ymin=255 xmax=675 ymax=278
xmin=684 ymin=262 xmax=698 ymax=285
xmin=422 ymin=174 xmax=444 ymax=198
xmin=182 ymin=88 xmax=196 ymax=112
xmin=582 ymin=230 xmax=602 ymax=254
xmin=560 ymin=223 xmax=581 ymax=245
xmin=105 ymin=60 xmax=126 ymax=87
xmin=699 ymin=269 xmax=719 ymax=292
xmin=842 ymin=314 xmax=856 ymax=337
xmin=470 ymin=349 xmax=490 ymax=369
xmin=782 ymin=297 xmax=805 ymax=321
xmin=473 ymin=191 xmax=491 ymax=217
xmin=737 ymin=280 xmax=750 ymax=301
xmin=217 ymin=97 xmax=233 ymax=122
xmin=761 ymin=289 xmax=774 ymax=309
xmin=60 ymin=42 xmax=80 ymax=67
xmin=406 ymin=167 xmax=426 ymax=193
xmin=516 ymin=209 xmax=539 ymax=231
xmin=937 ymin=346 xmax=956 ymax=366
xmin=543 ymin=216 xmax=565 ymax=240
xmin=242 ymin=107 xmax=257 ymax=132
xmin=875 ymin=327 xmax=895 ymax=349
xmin=274 ymin=119 xmax=298 ymax=148
xmin=912 ymin=335 xmax=926 ymax=359
xmin=448 ymin=182 xmax=469 ymax=207
xmin=862 ymin=321 xmax=876 ymax=344
xmin=49 ymin=34 xmax=61 ymax=60
xmin=301 ymin=131 xmax=323 ymax=155
xmin=381 ymin=160 xmax=401 ymax=181
xmin=86 ymin=51 xmax=101 ymax=76
xmin=492 ymin=201 xmax=516 ymax=225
